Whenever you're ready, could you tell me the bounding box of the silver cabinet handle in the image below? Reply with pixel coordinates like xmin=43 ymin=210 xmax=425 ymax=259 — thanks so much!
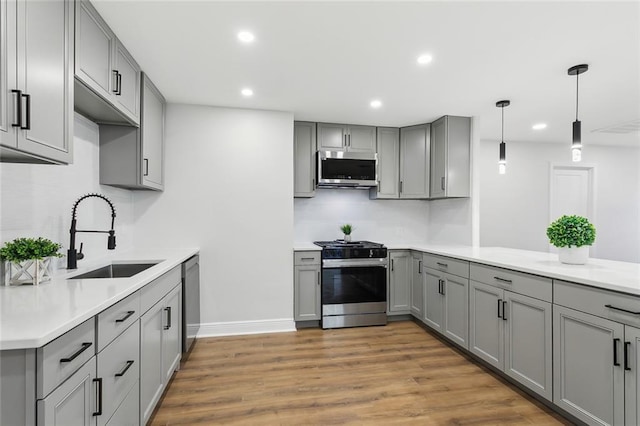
xmin=143 ymin=158 xmax=149 ymax=176
xmin=436 ymin=262 xmax=448 ymax=268
xmin=494 ymin=276 xmax=513 ymax=284
xmin=300 ymin=257 xmax=315 ymax=261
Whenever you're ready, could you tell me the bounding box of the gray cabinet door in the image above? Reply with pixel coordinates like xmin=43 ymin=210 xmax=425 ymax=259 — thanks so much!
xmin=348 ymin=124 xmax=376 ymax=153
xmin=139 ymin=300 xmax=164 ymax=425
xmin=162 ymin=285 xmax=182 ymax=385
xmin=388 ymin=251 xmax=411 ymax=315
xmin=410 ymin=252 xmax=423 ymax=318
xmin=443 ymin=273 xmax=468 ymax=349
xmin=37 ymin=358 xmax=97 ymax=426
xmin=423 ymin=269 xmax=443 ymax=331
xmin=75 ymin=0 xmax=115 ymax=102
xmin=371 ymin=127 xmax=399 ymax=199
xmin=625 ymin=326 xmax=640 ymax=426
xmin=504 ymin=291 xmax=552 ymax=401
xmin=141 ymin=74 xmax=165 ymax=190
xmin=399 ymin=124 xmax=430 ymax=199
xmin=13 ymin=0 xmax=73 ymax=164
xmin=293 ymin=121 xmax=316 ymax=198
xmin=430 ymin=116 xmax=447 ymax=198
xmin=104 ymin=380 xmax=138 ymax=426
xmin=294 ymin=264 xmax=321 ymax=321
xmin=0 ymin=0 xmax=16 ymax=149
xmin=317 ymin=122 xmax=346 ymax=151
xmin=553 ymin=305 xmax=624 ymax=426
xmin=113 ymin=40 xmax=140 ymax=125
xmin=469 ymin=280 xmax=504 ymax=369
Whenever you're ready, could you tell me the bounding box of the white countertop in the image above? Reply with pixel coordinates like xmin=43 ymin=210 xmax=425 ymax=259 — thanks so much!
xmin=293 ymin=242 xmax=321 ymax=251
xmin=0 ymin=248 xmax=198 ymax=350
xmin=295 ymin=242 xmax=640 ymax=296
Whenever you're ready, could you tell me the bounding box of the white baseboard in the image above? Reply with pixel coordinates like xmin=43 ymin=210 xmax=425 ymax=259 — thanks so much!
xmin=197 ymin=318 xmax=296 ymax=338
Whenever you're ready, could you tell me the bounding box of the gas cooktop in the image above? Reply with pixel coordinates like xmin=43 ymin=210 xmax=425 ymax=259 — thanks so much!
xmin=313 ymin=240 xmax=385 ymax=249
xmin=313 ymin=240 xmax=387 ymax=259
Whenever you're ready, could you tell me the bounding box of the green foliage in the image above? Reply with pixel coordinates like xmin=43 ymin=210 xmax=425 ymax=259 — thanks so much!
xmin=340 ymin=224 xmax=353 ymax=235
xmin=546 ymin=215 xmax=596 ymax=248
xmin=0 ymin=238 xmax=63 ymax=262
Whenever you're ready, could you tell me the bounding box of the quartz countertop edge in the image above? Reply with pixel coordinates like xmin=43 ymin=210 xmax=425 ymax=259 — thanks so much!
xmin=0 ymin=248 xmax=199 ymax=350
xmin=295 ymin=242 xmax=640 ymax=296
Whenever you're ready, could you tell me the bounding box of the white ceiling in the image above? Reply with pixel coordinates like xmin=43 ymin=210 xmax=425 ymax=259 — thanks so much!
xmin=93 ymin=1 xmax=640 ymax=147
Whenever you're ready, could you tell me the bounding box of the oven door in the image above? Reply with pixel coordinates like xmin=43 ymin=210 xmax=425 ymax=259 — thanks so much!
xmin=321 ymin=261 xmax=387 ymax=309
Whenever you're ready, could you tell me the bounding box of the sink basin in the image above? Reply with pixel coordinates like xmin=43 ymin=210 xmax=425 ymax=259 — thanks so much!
xmin=68 ymin=262 xmax=158 ymax=279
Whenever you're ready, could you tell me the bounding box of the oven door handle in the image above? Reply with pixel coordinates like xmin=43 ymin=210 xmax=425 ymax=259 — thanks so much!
xmin=322 ymin=259 xmax=388 ymax=268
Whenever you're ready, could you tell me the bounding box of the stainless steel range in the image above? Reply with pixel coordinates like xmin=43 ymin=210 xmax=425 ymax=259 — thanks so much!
xmin=313 ymin=240 xmax=388 ymax=329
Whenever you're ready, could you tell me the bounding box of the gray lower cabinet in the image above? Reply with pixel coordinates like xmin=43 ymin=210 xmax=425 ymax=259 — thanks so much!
xmin=625 ymin=326 xmax=640 ymax=426
xmin=293 ymin=121 xmax=317 ymax=198
xmin=37 ymin=357 xmax=97 ymax=426
xmin=0 ymin=0 xmax=74 ymax=164
xmin=140 ymin=283 xmax=182 ymax=425
xmin=74 ymin=0 xmax=141 ymax=126
xmin=317 ymin=122 xmax=376 ymax=153
xmin=410 ymin=252 xmax=424 ymax=318
xmin=424 ymin=268 xmax=468 ymax=348
xmin=429 ymin=116 xmax=471 ymax=199
xmin=294 ymin=251 xmax=321 ymax=321
xmin=469 ymin=280 xmax=552 ymax=400
xmin=369 ymin=127 xmax=400 ymax=200
xmin=99 ymin=73 xmax=166 ymax=191
xmin=388 ymin=251 xmax=411 ymax=315
xmin=553 ymin=305 xmax=624 ymax=425
xmin=399 ymin=124 xmax=430 ymax=199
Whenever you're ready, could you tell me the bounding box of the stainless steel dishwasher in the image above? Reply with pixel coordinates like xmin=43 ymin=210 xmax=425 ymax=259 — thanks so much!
xmin=182 ymin=255 xmax=200 ymax=356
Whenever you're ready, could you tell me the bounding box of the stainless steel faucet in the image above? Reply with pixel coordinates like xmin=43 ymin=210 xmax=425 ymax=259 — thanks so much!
xmin=67 ymin=193 xmax=116 ymax=269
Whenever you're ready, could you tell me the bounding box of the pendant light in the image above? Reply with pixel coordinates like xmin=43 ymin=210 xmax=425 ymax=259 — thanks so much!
xmin=568 ymin=64 xmax=588 ymax=162
xmin=496 ymin=100 xmax=510 ymax=174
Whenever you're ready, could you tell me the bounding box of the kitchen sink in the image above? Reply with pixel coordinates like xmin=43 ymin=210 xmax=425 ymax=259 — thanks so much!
xmin=68 ymin=262 xmax=159 ymax=279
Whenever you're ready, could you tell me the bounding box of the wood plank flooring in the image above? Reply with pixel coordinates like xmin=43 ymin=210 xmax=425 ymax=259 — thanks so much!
xmin=150 ymin=321 xmax=573 ymax=425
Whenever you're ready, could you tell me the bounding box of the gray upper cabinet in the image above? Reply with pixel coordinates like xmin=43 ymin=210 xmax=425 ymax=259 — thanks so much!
xmin=99 ymin=73 xmax=165 ymax=191
xmin=294 ymin=121 xmax=316 ymax=198
xmin=0 ymin=0 xmax=74 ymax=164
xmin=74 ymin=0 xmax=140 ymax=126
xmin=369 ymin=127 xmax=399 ymax=199
xmin=317 ymin=122 xmax=376 ymax=153
xmin=430 ymin=116 xmax=471 ymax=199
xmin=399 ymin=124 xmax=430 ymax=199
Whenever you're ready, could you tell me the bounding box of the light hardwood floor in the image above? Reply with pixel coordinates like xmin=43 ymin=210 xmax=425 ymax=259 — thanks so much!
xmin=150 ymin=321 xmax=573 ymax=425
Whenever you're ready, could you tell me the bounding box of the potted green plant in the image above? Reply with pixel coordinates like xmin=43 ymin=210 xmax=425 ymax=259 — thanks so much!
xmin=0 ymin=237 xmax=63 ymax=285
xmin=340 ymin=224 xmax=353 ymax=242
xmin=546 ymin=215 xmax=596 ymax=265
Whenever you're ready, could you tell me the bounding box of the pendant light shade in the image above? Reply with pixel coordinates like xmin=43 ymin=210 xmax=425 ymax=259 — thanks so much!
xmin=496 ymin=100 xmax=510 ymax=174
xmin=568 ymin=64 xmax=588 ymax=162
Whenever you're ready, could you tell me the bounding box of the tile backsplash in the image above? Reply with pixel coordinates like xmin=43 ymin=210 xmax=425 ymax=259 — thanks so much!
xmin=0 ymin=113 xmax=135 ymax=270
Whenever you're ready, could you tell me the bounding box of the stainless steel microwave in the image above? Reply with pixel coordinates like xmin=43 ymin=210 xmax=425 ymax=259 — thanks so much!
xmin=317 ymin=151 xmax=378 ymax=188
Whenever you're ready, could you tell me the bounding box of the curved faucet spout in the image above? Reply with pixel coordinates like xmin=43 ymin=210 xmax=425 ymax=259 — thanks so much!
xmin=67 ymin=193 xmax=117 ymax=269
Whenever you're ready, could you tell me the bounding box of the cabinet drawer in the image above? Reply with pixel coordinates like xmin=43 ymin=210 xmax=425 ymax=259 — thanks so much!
xmin=97 ymin=321 xmax=140 ymax=426
xmin=294 ymin=251 xmax=321 ymax=266
xmin=141 ymin=266 xmax=181 ymax=314
xmin=423 ymin=253 xmax=469 ymax=278
xmin=97 ymin=291 xmax=140 ymax=352
xmin=36 ymin=318 xmax=96 ymax=399
xmin=555 ymin=280 xmax=640 ymax=328
xmin=470 ymin=263 xmax=552 ymax=302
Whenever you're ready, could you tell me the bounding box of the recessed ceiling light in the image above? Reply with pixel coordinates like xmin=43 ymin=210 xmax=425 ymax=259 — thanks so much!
xmin=370 ymin=99 xmax=382 ymax=109
xmin=417 ymin=54 xmax=433 ymax=65
xmin=237 ymin=31 xmax=255 ymax=43
xmin=241 ymin=88 xmax=253 ymax=97
xmin=532 ymin=123 xmax=547 ymax=130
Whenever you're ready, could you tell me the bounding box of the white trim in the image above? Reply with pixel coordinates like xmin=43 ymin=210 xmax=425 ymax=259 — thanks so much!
xmin=197 ymin=318 xmax=296 ymax=338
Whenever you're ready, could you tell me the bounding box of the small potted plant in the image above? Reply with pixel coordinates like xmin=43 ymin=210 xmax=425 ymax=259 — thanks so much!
xmin=0 ymin=237 xmax=63 ymax=285
xmin=546 ymin=215 xmax=596 ymax=265
xmin=340 ymin=224 xmax=353 ymax=242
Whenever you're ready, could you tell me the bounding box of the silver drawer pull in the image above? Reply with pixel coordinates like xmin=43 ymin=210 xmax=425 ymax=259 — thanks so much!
xmin=605 ymin=304 xmax=640 ymax=315
xmin=115 ymin=310 xmax=135 ymax=323
xmin=60 ymin=342 xmax=92 ymax=363
xmin=115 ymin=360 xmax=135 ymax=377
xmin=300 ymin=257 xmax=315 ymax=261
xmin=494 ymin=276 xmax=513 ymax=283
xmin=436 ymin=262 xmax=448 ymax=268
